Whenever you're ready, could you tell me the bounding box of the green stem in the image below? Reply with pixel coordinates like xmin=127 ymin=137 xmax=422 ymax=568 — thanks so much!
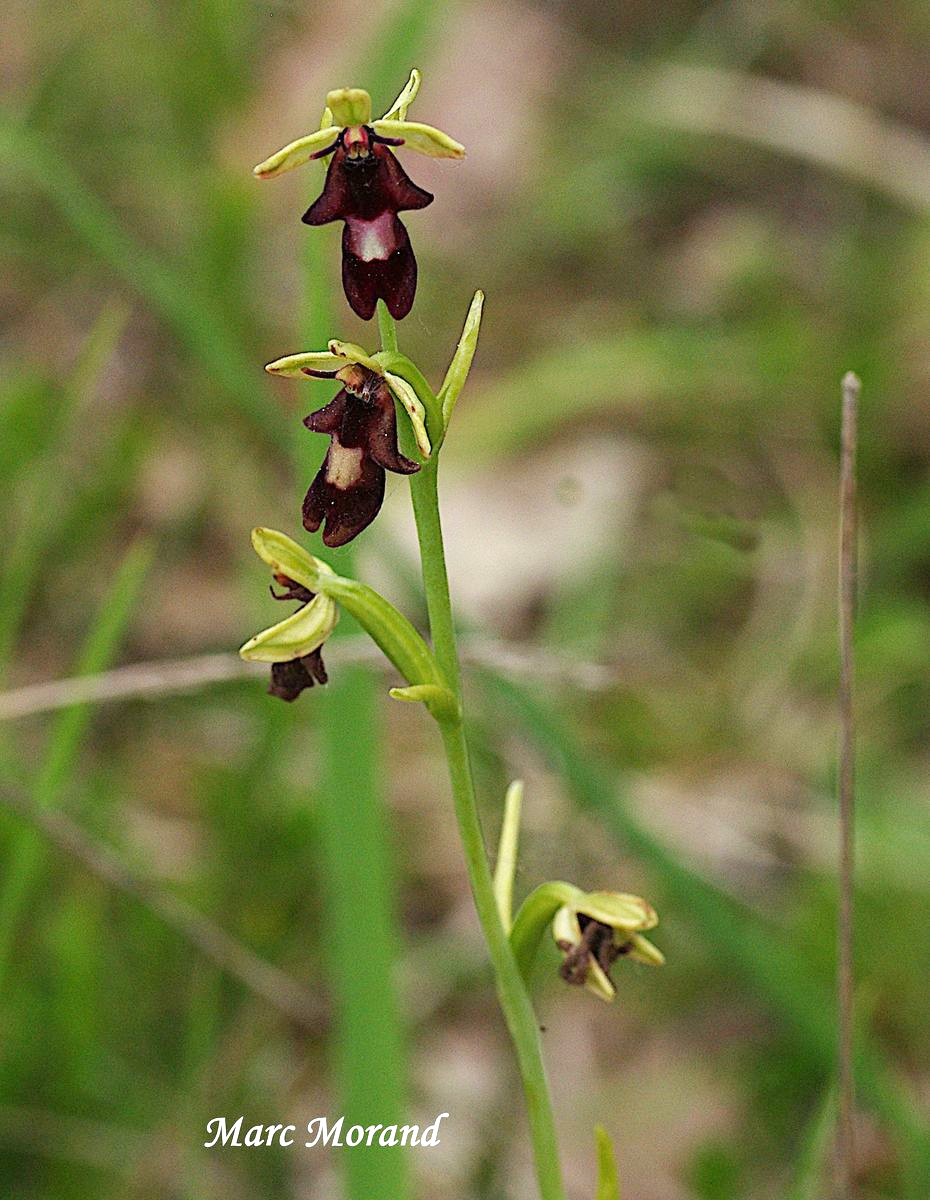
xmin=407 ymin=459 xmax=461 ymax=693
xmin=437 ymin=724 xmax=565 ymax=1200
xmin=377 ymin=301 xmax=399 ymax=353
xmin=376 ymin=300 xmax=566 ymax=1200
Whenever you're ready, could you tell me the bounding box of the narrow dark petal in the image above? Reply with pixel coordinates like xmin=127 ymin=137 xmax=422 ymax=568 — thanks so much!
xmin=360 ymin=381 xmax=420 ymax=475
xmin=269 ymin=582 xmax=315 ymax=603
xmin=269 ymin=573 xmax=315 ymax=604
xmin=302 ymin=446 xmax=386 ymax=547
xmin=268 ymin=650 xmax=328 ymax=702
xmin=301 ymin=147 xmax=350 ymax=225
xmin=303 ymin=647 xmax=328 ymax=685
xmin=303 ymin=390 xmax=349 ymax=434
xmin=309 ymin=139 xmax=339 ymax=160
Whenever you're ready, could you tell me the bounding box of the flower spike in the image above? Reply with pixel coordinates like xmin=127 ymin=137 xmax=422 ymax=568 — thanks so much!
xmin=252 ymin=70 xmax=463 ymax=319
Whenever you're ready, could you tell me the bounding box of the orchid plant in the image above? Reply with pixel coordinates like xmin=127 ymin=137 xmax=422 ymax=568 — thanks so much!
xmin=243 ymin=70 xmax=663 ymax=1200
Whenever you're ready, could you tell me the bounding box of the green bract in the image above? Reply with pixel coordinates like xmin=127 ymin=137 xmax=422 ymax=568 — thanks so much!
xmin=439 ymin=290 xmax=485 ymax=427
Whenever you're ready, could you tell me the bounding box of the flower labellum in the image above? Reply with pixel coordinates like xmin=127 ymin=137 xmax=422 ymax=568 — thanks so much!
xmin=302 ymin=363 xmax=420 ymax=547
xmin=303 ymin=125 xmax=433 ymax=320
xmin=252 ymin=73 xmax=464 ymax=320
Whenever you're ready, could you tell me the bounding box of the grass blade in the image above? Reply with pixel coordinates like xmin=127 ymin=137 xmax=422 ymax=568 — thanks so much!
xmin=0 ymin=539 xmax=153 ymax=985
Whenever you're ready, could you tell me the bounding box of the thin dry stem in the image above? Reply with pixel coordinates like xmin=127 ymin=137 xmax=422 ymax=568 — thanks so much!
xmin=0 ymin=640 xmax=616 ymax=721
xmin=836 ymin=370 xmax=860 ymax=1198
xmin=0 ymin=782 xmax=323 ymax=1030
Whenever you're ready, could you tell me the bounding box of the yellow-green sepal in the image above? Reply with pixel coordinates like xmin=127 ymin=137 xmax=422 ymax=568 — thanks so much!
xmin=249 ymin=527 xmax=336 ymax=592
xmin=371 ymin=119 xmax=465 ymax=159
xmin=580 ymin=891 xmax=658 ymax=931
xmin=627 ymin=933 xmax=666 ymax=966
xmin=374 ymin=350 xmax=444 ymax=448
xmin=239 ymin=593 xmax=338 ymax=663
xmin=253 ymin=126 xmax=340 ymax=178
xmin=326 ymin=87 xmax=372 ymax=127
xmin=265 ymin=350 xmax=345 ymax=378
xmin=328 ymin=339 xmax=382 ymax=373
xmin=383 ymin=371 xmax=431 ymax=458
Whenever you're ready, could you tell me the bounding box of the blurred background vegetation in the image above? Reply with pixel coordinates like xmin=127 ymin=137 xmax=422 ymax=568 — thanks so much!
xmin=1 ymin=1 xmax=929 ymax=1198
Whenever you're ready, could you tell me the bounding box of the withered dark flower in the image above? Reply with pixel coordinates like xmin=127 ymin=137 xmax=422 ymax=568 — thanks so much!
xmin=265 ymin=575 xmax=329 ymax=701
xmin=551 ymin=890 xmax=664 ymax=1003
xmin=268 ymin=653 xmax=328 ymax=701
xmin=556 ymin=915 xmax=631 ymax=988
xmin=240 ymin=547 xmax=339 ymax=703
xmin=301 ymin=363 xmax=420 ymax=547
xmin=253 ymin=75 xmax=464 ymax=320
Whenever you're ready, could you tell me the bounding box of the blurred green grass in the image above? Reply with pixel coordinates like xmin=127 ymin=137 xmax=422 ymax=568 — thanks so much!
xmin=1 ymin=1 xmax=929 ymax=1198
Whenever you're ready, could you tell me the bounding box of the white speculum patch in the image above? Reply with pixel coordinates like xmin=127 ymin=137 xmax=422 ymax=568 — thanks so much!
xmin=346 ymin=211 xmax=397 ymax=261
xmin=325 ymin=438 xmax=365 ymax=490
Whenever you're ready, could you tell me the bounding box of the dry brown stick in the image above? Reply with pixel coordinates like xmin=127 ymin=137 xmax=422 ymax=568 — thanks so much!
xmin=0 ymin=781 xmax=323 ymax=1030
xmin=0 ymin=639 xmax=617 ymax=721
xmin=836 ymin=371 xmax=860 ymax=1198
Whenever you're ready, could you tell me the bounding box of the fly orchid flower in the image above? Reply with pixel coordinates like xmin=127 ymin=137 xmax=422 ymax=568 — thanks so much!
xmin=239 ymin=535 xmax=339 ymax=702
xmin=240 ymin=529 xmax=458 ymax=718
xmin=266 ymin=340 xmax=431 ymax=548
xmin=253 ymin=70 xmax=464 ymax=320
xmin=509 ymin=882 xmax=664 ymax=1004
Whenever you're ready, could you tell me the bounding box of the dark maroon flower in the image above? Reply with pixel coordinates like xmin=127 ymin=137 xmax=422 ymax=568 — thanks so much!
xmin=303 ymin=128 xmax=432 ymax=320
xmin=253 ymin=79 xmax=464 ymax=320
xmin=302 ymin=364 xmax=420 ymax=547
